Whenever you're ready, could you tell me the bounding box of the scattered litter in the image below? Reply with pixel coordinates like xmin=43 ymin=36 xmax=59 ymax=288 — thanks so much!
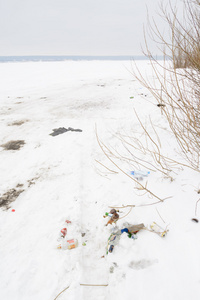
xmin=130 ymin=96 xmax=134 ymax=99
xmin=106 ymin=224 xmax=144 ymax=254
xmin=130 ymin=170 xmax=150 ymax=181
xmin=66 ymin=239 xmax=78 ymax=250
xmin=103 ymin=209 xmax=119 ymax=226
xmin=150 ymin=222 xmax=168 ymax=237
xmin=57 ymin=238 xmax=78 ymax=250
xmin=82 ymin=242 xmax=86 ymax=246
xmin=107 ymin=234 xmax=120 ymax=253
xmin=57 ymin=220 xmax=78 ymax=250
xmin=57 ymin=227 xmax=67 ymax=242
xmin=50 ymin=127 xmax=82 ymax=136
xmin=60 ymin=228 xmax=67 ymax=237
xmin=127 ymin=223 xmax=145 ymax=234
xmin=11 ymin=209 xmax=15 ymax=212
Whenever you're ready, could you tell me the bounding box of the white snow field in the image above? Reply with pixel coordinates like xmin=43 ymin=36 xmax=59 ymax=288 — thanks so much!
xmin=0 ymin=60 xmax=200 ymax=300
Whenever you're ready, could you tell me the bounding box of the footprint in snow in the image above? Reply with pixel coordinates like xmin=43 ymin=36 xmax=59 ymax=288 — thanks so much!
xmin=129 ymin=259 xmax=158 ymax=270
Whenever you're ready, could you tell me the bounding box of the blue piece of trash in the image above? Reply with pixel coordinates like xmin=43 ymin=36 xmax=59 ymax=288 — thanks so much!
xmin=131 ymin=171 xmax=150 ymax=177
xmin=121 ymin=228 xmax=129 ymax=234
xmin=109 ymin=245 xmax=114 ymax=253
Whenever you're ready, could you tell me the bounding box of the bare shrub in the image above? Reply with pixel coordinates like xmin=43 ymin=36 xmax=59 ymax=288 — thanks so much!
xmin=96 ymin=0 xmax=200 ymax=206
xmin=133 ymin=0 xmax=200 ymax=172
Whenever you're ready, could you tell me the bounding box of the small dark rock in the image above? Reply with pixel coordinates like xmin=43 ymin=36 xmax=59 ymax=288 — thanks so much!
xmin=192 ymin=218 xmax=199 ymax=223
xmin=157 ymin=104 xmax=166 ymax=107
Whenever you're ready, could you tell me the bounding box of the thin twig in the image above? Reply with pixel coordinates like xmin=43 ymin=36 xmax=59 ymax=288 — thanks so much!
xmin=54 ymin=286 xmax=69 ymax=300
xmin=195 ymin=198 xmax=200 ymax=216
xmin=95 ymin=159 xmax=118 ymax=174
xmin=80 ymin=284 xmax=108 ymax=287
xmin=156 ymin=207 xmax=166 ymax=223
xmin=118 ymin=207 xmax=133 ymax=220
xmin=109 ymin=205 xmax=135 ymax=209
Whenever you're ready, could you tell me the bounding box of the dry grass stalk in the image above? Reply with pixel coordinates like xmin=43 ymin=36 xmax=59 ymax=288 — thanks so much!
xmin=95 ymin=159 xmax=118 ymax=174
xmin=195 ymin=198 xmax=200 ymax=215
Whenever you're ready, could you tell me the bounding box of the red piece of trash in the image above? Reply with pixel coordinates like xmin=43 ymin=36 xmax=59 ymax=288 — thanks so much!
xmin=65 ymin=220 xmax=71 ymax=224
xmin=11 ymin=209 xmax=15 ymax=212
xmin=61 ymin=228 xmax=67 ymax=237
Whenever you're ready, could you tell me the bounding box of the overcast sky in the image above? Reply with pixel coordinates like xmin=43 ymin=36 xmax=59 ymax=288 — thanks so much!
xmin=0 ymin=0 xmax=182 ymax=56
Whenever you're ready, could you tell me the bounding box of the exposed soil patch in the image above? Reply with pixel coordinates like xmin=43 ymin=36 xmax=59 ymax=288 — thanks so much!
xmin=16 ymin=183 xmax=24 ymax=188
xmin=28 ymin=176 xmax=40 ymax=187
xmin=1 ymin=140 xmax=25 ymax=150
xmin=8 ymin=120 xmax=28 ymax=126
xmin=50 ymin=127 xmax=82 ymax=136
xmin=0 ymin=188 xmax=24 ymax=210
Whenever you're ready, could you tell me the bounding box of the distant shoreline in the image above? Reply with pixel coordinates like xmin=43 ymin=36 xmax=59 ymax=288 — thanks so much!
xmin=0 ymin=55 xmax=164 ymax=63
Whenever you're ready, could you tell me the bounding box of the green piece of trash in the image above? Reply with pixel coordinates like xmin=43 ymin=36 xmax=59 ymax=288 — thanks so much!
xmin=130 ymin=96 xmax=134 ymax=99
xmin=82 ymin=242 xmax=86 ymax=246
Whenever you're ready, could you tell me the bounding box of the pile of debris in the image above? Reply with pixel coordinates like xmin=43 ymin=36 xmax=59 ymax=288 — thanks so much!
xmin=104 ymin=208 xmax=168 ymax=254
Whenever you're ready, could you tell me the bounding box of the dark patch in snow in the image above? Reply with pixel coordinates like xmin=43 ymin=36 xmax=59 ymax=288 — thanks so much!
xmin=50 ymin=127 xmax=82 ymax=136
xmin=129 ymin=259 xmax=158 ymax=270
xmin=28 ymin=176 xmax=40 ymax=187
xmin=16 ymin=183 xmax=24 ymax=188
xmin=0 ymin=188 xmax=24 ymax=210
xmin=8 ymin=120 xmax=28 ymax=126
xmin=1 ymin=140 xmax=25 ymax=150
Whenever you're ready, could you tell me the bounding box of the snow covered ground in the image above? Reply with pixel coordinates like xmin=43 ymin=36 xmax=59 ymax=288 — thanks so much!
xmin=0 ymin=60 xmax=200 ymax=300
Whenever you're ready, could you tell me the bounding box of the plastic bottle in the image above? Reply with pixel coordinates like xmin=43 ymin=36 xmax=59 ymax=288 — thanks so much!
xmin=131 ymin=170 xmax=150 ymax=177
xmin=108 ymin=245 xmax=114 ymax=253
xmin=105 ymin=212 xmax=113 ymax=217
xmin=57 ymin=228 xmax=67 ymax=242
xmin=61 ymin=228 xmax=67 ymax=237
